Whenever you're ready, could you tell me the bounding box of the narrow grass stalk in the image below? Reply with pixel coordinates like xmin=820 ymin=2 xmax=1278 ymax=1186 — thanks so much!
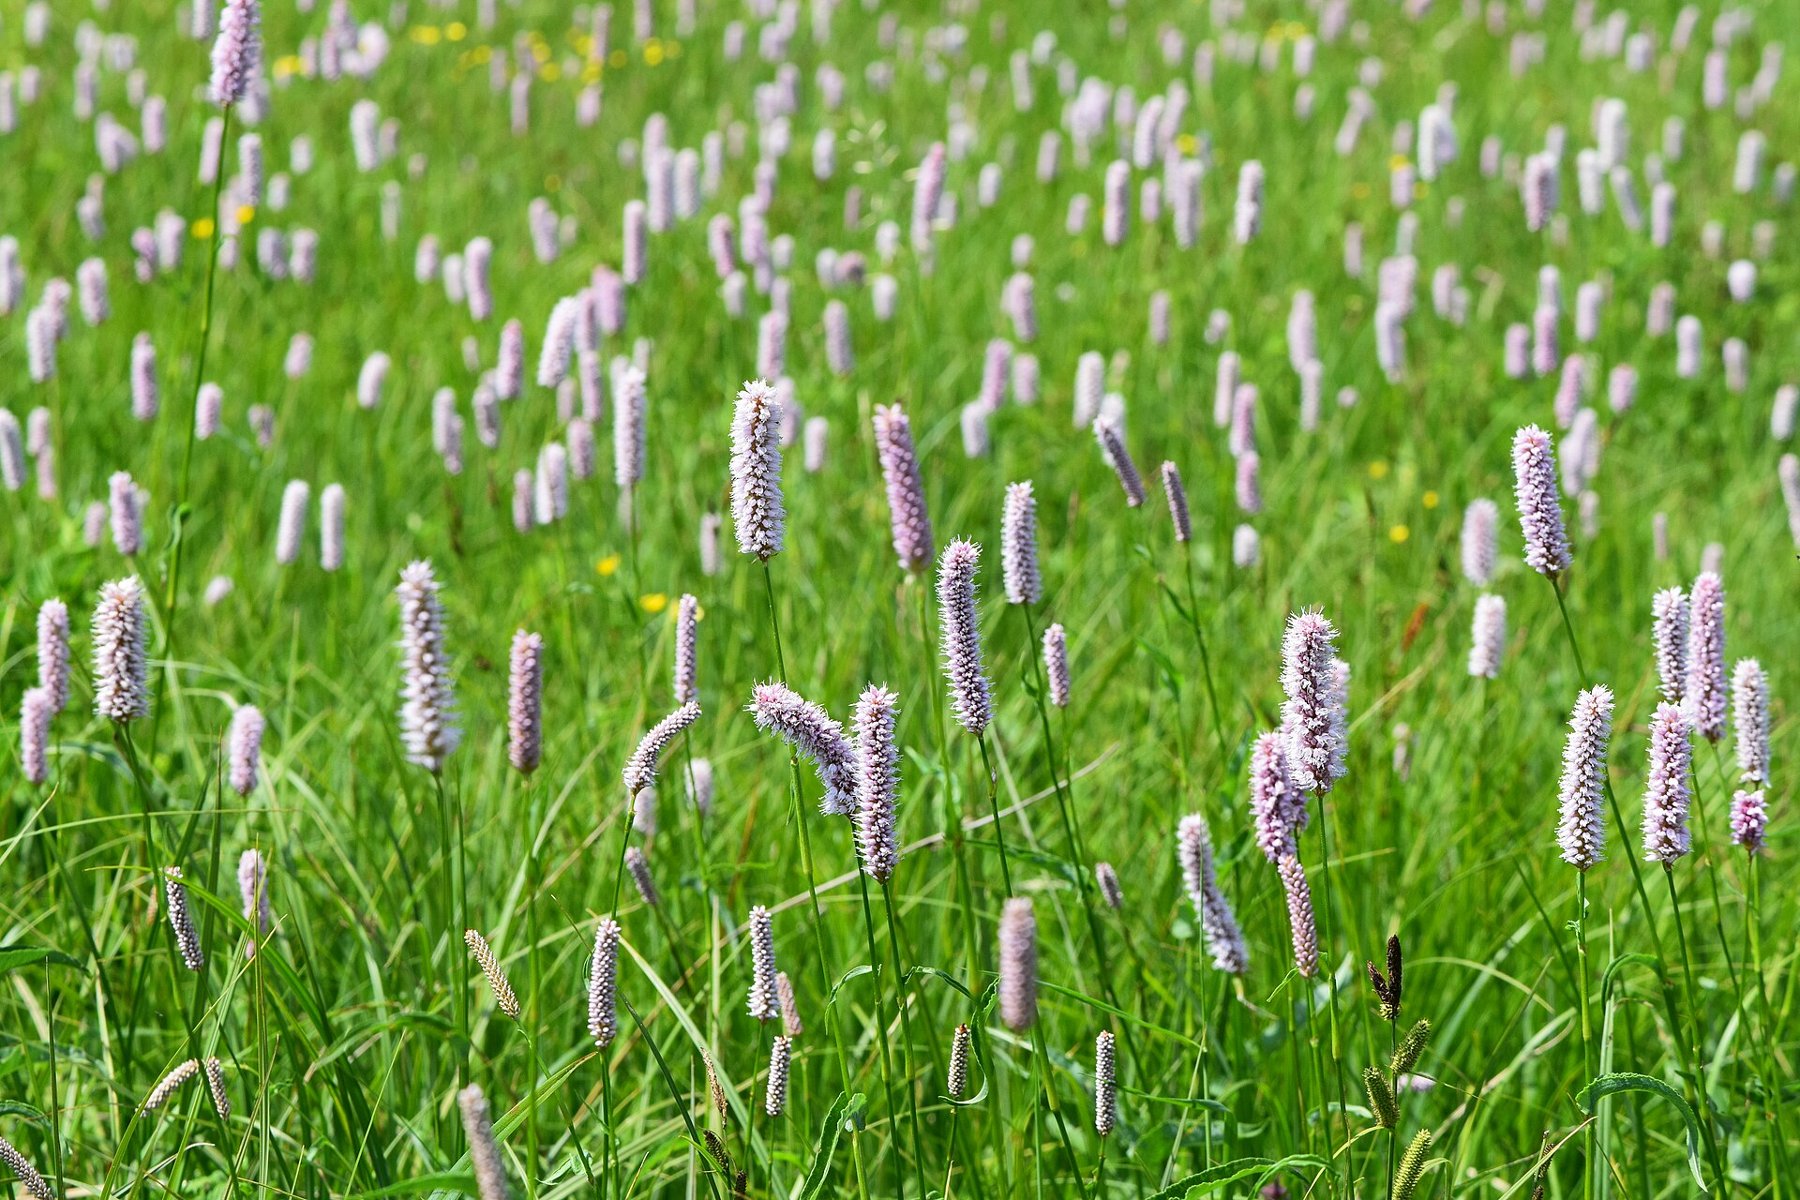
xmin=1310 ymin=794 xmax=1355 ymax=1194
xmin=761 ymin=560 xmax=870 ymax=1200
xmin=150 ymin=104 xmax=235 ymax=763
xmin=1576 ymin=871 xmax=1595 ymax=1200
xmin=1662 ymin=865 xmax=1728 ymax=1191
xmin=881 ymin=883 xmax=931 ymax=1200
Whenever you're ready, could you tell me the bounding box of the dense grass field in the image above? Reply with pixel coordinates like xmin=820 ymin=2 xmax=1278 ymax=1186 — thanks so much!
xmin=1 ymin=0 xmax=1796 ymax=1197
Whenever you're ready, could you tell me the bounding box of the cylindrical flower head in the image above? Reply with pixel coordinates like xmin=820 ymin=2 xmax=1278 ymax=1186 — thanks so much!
xmin=1248 ymin=731 xmax=1298 ymax=862
xmin=1732 ymin=659 xmax=1769 ymax=784
xmin=1730 ymin=789 xmax=1768 ymax=854
xmin=1460 ymin=499 xmax=1498 ymax=586
xmin=852 ymin=684 xmax=901 ymax=883
xmin=1094 ymin=861 xmax=1124 ymax=909
xmin=1043 ymin=623 xmax=1070 ymax=707
xmin=748 ymin=681 xmax=857 ymax=815
xmin=1281 ymin=610 xmax=1345 ymax=794
xmin=1467 ymin=594 xmax=1507 ymax=679
xmin=613 ymin=366 xmax=646 ymax=491
xmin=1093 ymin=417 xmax=1145 ymax=506
xmin=622 ymin=701 xmax=701 ymax=793
xmin=1642 ymin=702 xmax=1694 ymax=864
xmin=465 ymin=929 xmax=520 ymax=1019
xmin=319 ymin=483 xmax=345 ymax=571
xmin=775 ymin=970 xmax=803 ymax=1036
xmin=238 ymin=847 xmax=270 ymax=956
xmin=1001 ymin=481 xmax=1042 ymax=605
xmin=947 ymin=1023 xmax=972 ymax=1098
xmin=507 ymin=630 xmax=543 ymax=774
xmin=765 ymin=1035 xmax=792 ymax=1117
xmin=227 ymin=704 xmax=264 ymax=795
xmin=746 ymin=904 xmax=780 ymax=1020
xmin=1651 ymin=587 xmax=1689 ymax=704
xmin=164 ymin=866 xmax=204 ymax=970
xmin=1510 ymin=425 xmax=1572 ymax=576
xmin=587 ymin=918 xmax=622 ymax=1046
xmin=36 ymin=598 xmax=69 ymax=713
xmin=1682 ymin=572 xmax=1727 ymax=742
xmin=998 ymin=897 xmax=1038 ymax=1030
xmin=1160 ymin=461 xmax=1192 ymax=543
xmin=457 ymin=1085 xmax=511 ymax=1200
xmin=209 ymin=0 xmax=262 ymax=107
xmin=93 ymin=575 xmax=150 ymax=722
xmin=1277 ymin=853 xmax=1319 ymax=978
xmin=936 ymin=539 xmax=993 ymax=736
xmin=275 ymin=479 xmax=309 ymax=565
xmin=109 ymin=470 xmax=142 ymax=556
xmin=395 ymin=560 xmax=460 ymax=772
xmin=0 ymin=1135 xmax=53 ymax=1200
xmin=1555 ymin=686 xmax=1614 ymax=870
xmin=873 ymin=404 xmax=934 ymax=573
xmin=1094 ymin=1030 xmax=1118 ymax=1136
xmin=20 ymin=687 xmax=51 ymax=785
xmin=729 ymin=379 xmax=785 ymax=559
xmin=1177 ymin=814 xmax=1248 ymax=974
xmin=672 ymin=594 xmax=699 ymax=705
xmin=141 ymin=1059 xmax=201 ymax=1112
xmin=131 ymin=333 xmax=159 ymax=421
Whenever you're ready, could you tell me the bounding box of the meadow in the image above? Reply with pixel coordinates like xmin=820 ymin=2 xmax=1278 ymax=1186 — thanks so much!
xmin=0 ymin=0 xmax=1796 ymax=1198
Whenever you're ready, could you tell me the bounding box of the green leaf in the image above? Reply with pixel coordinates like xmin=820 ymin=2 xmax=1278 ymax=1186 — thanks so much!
xmin=827 ymin=964 xmax=874 ymax=1004
xmin=1577 ymin=1072 xmax=1708 ymax=1192
xmin=347 ymin=1170 xmax=476 ymax=1198
xmin=1599 ymin=953 xmax=1661 ymax=1004
xmin=1143 ymin=1154 xmax=1329 ymax=1199
xmin=798 ymin=1091 xmax=848 ymax=1200
xmin=0 ymin=946 xmax=84 ymax=974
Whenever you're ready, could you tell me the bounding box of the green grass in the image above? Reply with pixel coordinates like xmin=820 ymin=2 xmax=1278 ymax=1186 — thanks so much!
xmin=1 ymin=1 xmax=1795 ymax=1198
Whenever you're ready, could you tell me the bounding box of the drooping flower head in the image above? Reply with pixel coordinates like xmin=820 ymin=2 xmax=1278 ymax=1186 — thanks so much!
xmin=1176 ymin=813 xmax=1248 ymax=975
xmin=1000 ymin=481 xmax=1042 ymax=605
xmin=747 ymin=682 xmax=857 ymax=815
xmin=622 ymin=702 xmax=701 ymax=793
xmin=1683 ymin=572 xmax=1727 ymax=742
xmin=1555 ymin=686 xmax=1614 ymax=870
xmin=1277 ymin=853 xmax=1319 ymax=979
xmin=936 ymin=539 xmax=993 ymax=736
xmin=1510 ymin=425 xmax=1572 ymax=576
xmin=395 ymin=561 xmax=459 ymax=772
xmin=1093 ymin=417 xmax=1145 ymax=507
xmin=1642 ymin=702 xmax=1694 ymax=864
xmin=852 ymin=685 xmax=901 ymax=884
xmin=873 ymin=404 xmax=934 ymax=573
xmin=729 ymin=379 xmax=785 ymax=560
xmin=1160 ymin=461 xmax=1192 ymax=543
